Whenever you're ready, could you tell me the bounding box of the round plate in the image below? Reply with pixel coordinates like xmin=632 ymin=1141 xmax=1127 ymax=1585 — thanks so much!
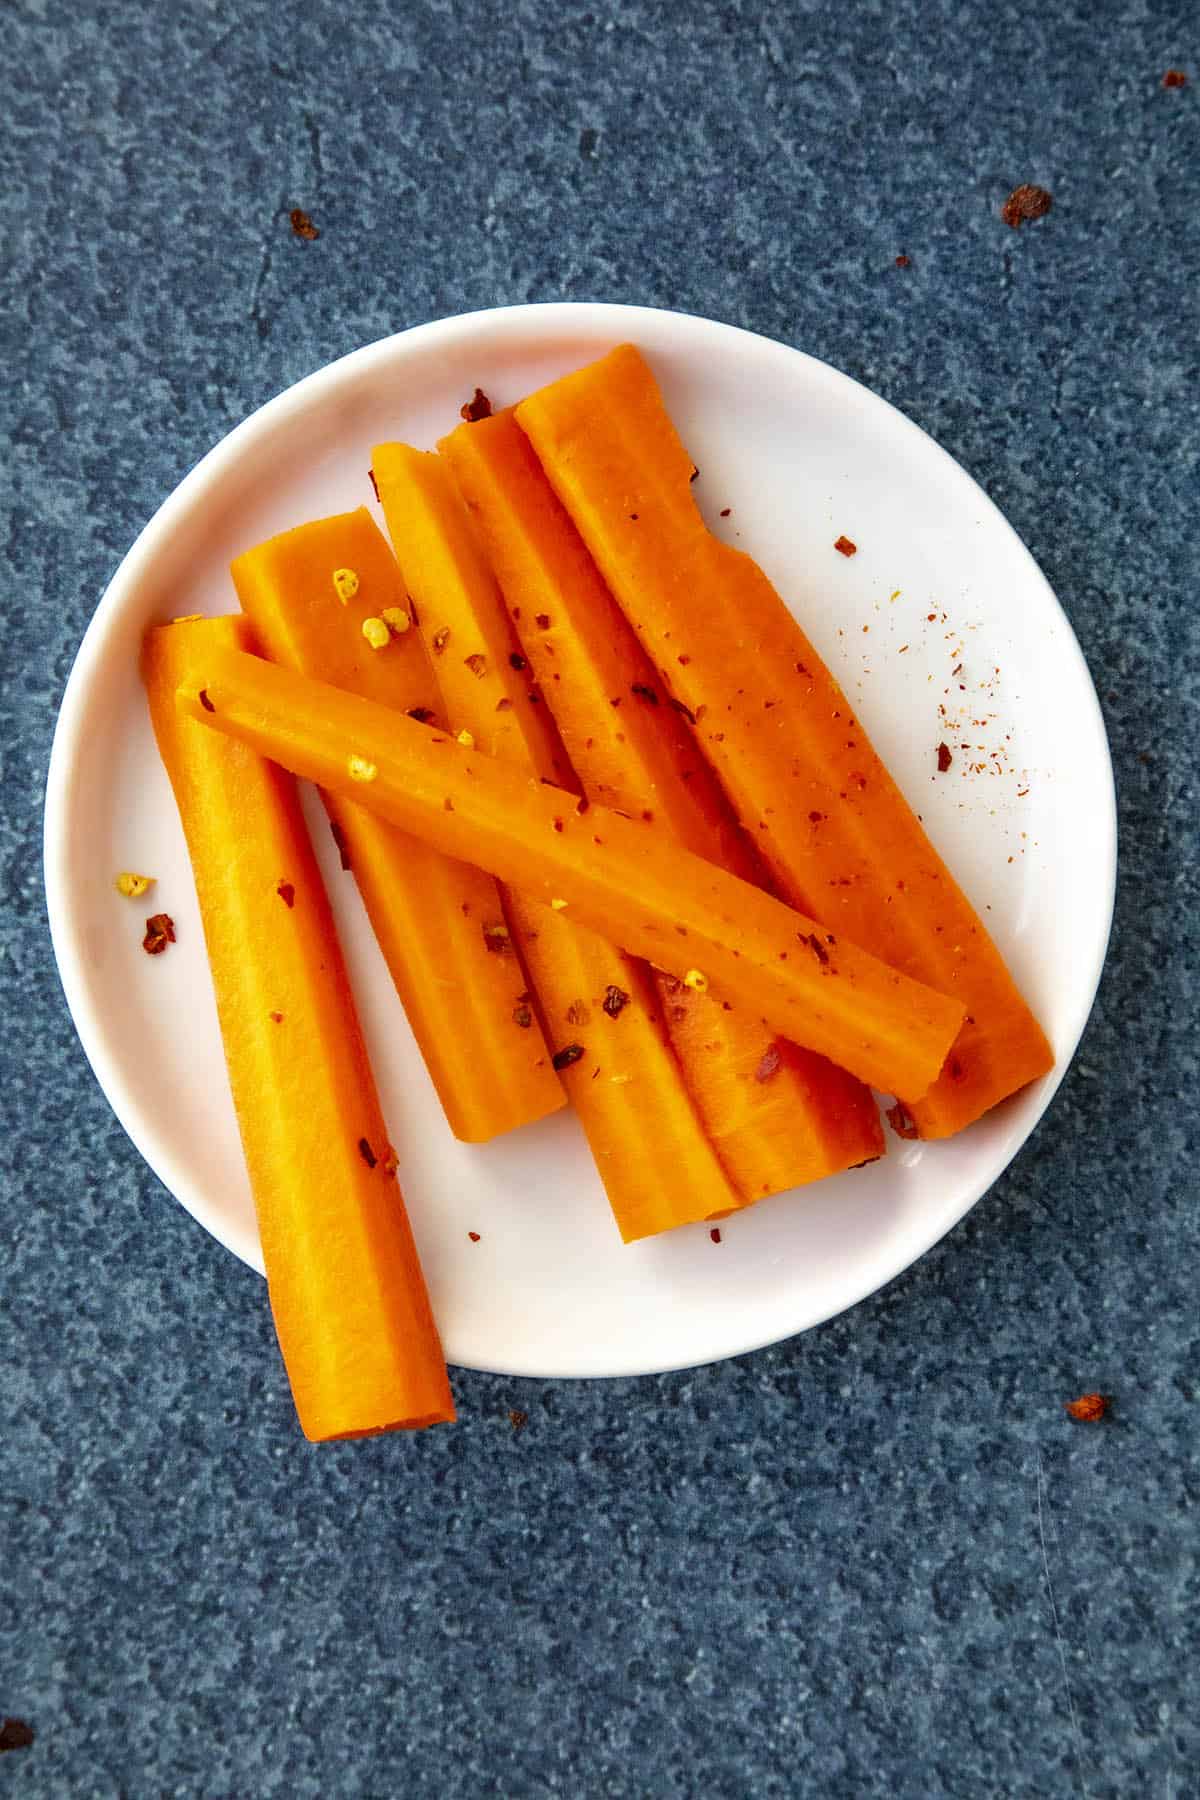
xmin=44 ymin=303 xmax=1116 ymax=1378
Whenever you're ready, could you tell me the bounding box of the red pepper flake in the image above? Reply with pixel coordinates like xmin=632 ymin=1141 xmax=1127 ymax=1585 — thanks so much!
xmin=690 ymin=465 xmax=700 ymax=482
xmin=937 ymin=742 xmax=954 ymax=772
xmin=755 ymin=1044 xmax=783 ymax=1083
xmin=535 ymin=612 xmax=551 ymax=629
xmin=482 ymin=921 xmax=512 ymax=954
xmin=709 ymin=1227 xmax=722 ymax=1244
xmin=357 ymin=1137 xmax=378 ymax=1169
xmin=576 ymin=795 xmax=591 ymax=815
xmin=0 ymin=1719 xmax=35 ymax=1753
xmin=808 ymin=810 xmax=825 ymax=823
xmin=566 ymin=999 xmax=590 ymax=1026
xmin=276 ymin=881 xmax=295 ymax=908
xmin=667 ymin=696 xmax=697 ymax=725
xmin=678 ymin=653 xmax=691 ymax=665
xmin=834 ymin=535 xmax=857 ymax=557
xmin=198 ymin=687 xmax=215 ymax=712
xmin=431 ymin=626 xmax=451 ymax=655
xmin=289 ymin=207 xmax=320 ymax=240
xmin=895 ymin=253 xmax=910 ymax=267
xmin=800 ymin=931 xmax=830 ymax=966
xmin=142 ymin=912 xmax=175 ymax=955
xmin=719 ymin=507 xmax=731 ymax=518
xmin=464 ymin=653 xmax=487 ymax=678
xmin=367 ymin=467 xmax=380 ymax=501
xmin=602 ymin=984 xmax=630 ymax=1018
xmin=507 ymin=1408 xmax=529 ymax=1432
xmin=509 ymin=651 xmax=527 ymax=671
xmin=512 ymin=1003 xmax=533 ymax=1029
xmin=330 ymin=820 xmax=353 ymax=871
xmin=551 ymin=816 xmax=565 ymax=833
xmin=1065 ymin=1392 xmax=1110 ymax=1422
xmin=631 ymin=682 xmax=659 ymax=705
xmin=552 ymin=1043 xmax=585 ymax=1070
xmin=1162 ymin=68 xmax=1188 ymax=88
xmin=468 ymin=1230 xmax=481 ymax=1242
xmin=460 ymin=387 xmax=493 ymax=422
xmin=1000 ymin=183 xmax=1053 ymax=228
xmin=381 ymin=1147 xmax=399 ymax=1179
xmin=886 ymin=1101 xmax=920 ymax=1140
xmin=269 ymin=1010 xmax=284 ymax=1024
xmin=406 ymin=706 xmax=435 ymax=724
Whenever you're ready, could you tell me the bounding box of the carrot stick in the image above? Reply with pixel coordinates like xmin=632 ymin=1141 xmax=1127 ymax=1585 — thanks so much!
xmin=230 ymin=508 xmax=564 ymax=1143
xmin=371 ymin=442 xmax=741 ymax=1239
xmin=176 ymin=646 xmax=967 ymax=1101
xmin=516 ymin=345 xmax=1054 ymax=1137
xmin=440 ymin=409 xmax=885 ymax=1197
xmin=142 ymin=616 xmax=454 ymax=1440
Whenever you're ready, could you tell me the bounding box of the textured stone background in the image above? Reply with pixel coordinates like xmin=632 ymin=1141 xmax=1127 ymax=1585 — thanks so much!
xmin=3 ymin=0 xmax=1197 ymax=1794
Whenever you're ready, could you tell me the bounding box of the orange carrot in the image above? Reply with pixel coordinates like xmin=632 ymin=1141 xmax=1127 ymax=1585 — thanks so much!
xmin=142 ymin=616 xmax=453 ymax=1440
xmin=177 ymin=646 xmax=967 ymax=1101
xmin=516 ymin=345 xmax=1054 ymax=1137
xmin=371 ymin=441 xmax=741 ymax=1239
xmin=440 ymin=408 xmax=885 ymax=1197
xmin=230 ymin=508 xmax=564 ymax=1143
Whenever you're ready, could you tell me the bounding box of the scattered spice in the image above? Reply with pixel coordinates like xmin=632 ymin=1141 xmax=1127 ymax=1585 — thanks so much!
xmin=198 ymin=688 xmax=215 ymax=713
xmin=937 ymin=742 xmax=954 ymax=773
xmin=276 ymin=881 xmax=295 ymax=909
xmin=347 ymin=755 xmax=377 ymax=783
xmin=1001 ymin=183 xmax=1053 ymax=228
xmin=357 ymin=1137 xmax=378 ymax=1169
xmin=367 ymin=467 xmax=380 ymax=501
xmin=808 ymin=811 xmax=825 ymax=824
xmin=801 ymin=932 xmax=829 ymax=967
xmin=269 ymin=1010 xmax=284 ymax=1024
xmin=482 ymin=921 xmax=512 ymax=954
xmin=602 ymin=984 xmax=630 ymax=1018
xmin=719 ymin=507 xmax=731 ymax=518
xmin=115 ymin=871 xmax=154 ymax=899
xmin=552 ymin=1043 xmax=585 ymax=1070
xmin=142 ymin=912 xmax=175 ymax=955
xmin=460 ymin=387 xmax=493 ymax=422
xmin=755 ymin=1044 xmax=783 ymax=1083
xmin=566 ymin=998 xmax=590 ymax=1026
xmin=1162 ymin=68 xmax=1188 ymax=88
xmin=361 ymin=616 xmax=390 ymax=651
xmin=331 ymin=567 xmax=359 ymax=604
xmin=509 ymin=652 xmax=527 ymax=671
xmin=667 ymin=697 xmax=697 ymax=725
xmin=690 ymin=465 xmax=700 ymax=482
xmin=468 ymin=1230 xmax=481 ymax=1242
xmin=1065 ymin=1392 xmax=1110 ymax=1422
xmin=631 ymin=682 xmax=659 ymax=705
xmin=508 ymin=1408 xmax=529 ymax=1432
xmin=382 ymin=606 xmax=410 ymax=636
xmin=464 ymin=653 xmax=487 ymax=678
xmin=535 ymin=612 xmax=551 ymax=629
xmin=895 ymin=253 xmax=911 ymax=267
xmin=709 ymin=1227 xmax=722 ymax=1244
xmin=512 ymin=1003 xmax=533 ymax=1029
xmin=289 ymin=207 xmax=320 ymax=240
xmin=330 ymin=820 xmax=352 ymax=870
xmin=886 ymin=1101 xmax=920 ymax=1139
xmin=834 ymin=535 xmax=857 ymax=557
xmin=406 ymin=706 xmax=435 ymax=724
xmin=0 ymin=1719 xmax=34 ymax=1754
xmin=431 ymin=626 xmax=451 ymax=655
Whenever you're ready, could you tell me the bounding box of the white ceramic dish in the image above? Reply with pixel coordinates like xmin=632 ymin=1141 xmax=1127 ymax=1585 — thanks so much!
xmin=43 ymin=303 xmax=1116 ymax=1378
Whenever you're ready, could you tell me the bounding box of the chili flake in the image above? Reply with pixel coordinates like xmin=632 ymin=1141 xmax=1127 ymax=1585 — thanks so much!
xmin=886 ymin=1101 xmax=920 ymax=1139
xmin=482 ymin=921 xmax=511 ymax=953
xmin=895 ymin=253 xmax=910 ymax=267
xmin=289 ymin=207 xmax=320 ymax=240
xmin=1163 ymin=68 xmax=1188 ymax=88
xmin=566 ymin=998 xmax=590 ymax=1026
xmin=755 ymin=1044 xmax=783 ymax=1083
xmin=834 ymin=535 xmax=857 ymax=557
xmin=332 ymin=567 xmax=359 ymax=604
xmin=602 ymin=985 xmax=630 ymax=1018
xmin=330 ymin=820 xmax=353 ymax=870
xmin=801 ymin=933 xmax=829 ymax=967
xmin=464 ymin=653 xmax=487 ymax=678
xmin=115 ymin=871 xmax=154 ymax=899
xmin=507 ymin=1408 xmax=529 ymax=1432
xmin=0 ymin=1719 xmax=35 ymax=1753
xmin=198 ymin=688 xmax=216 ymax=712
xmin=142 ymin=912 xmax=175 ymax=955
xmin=509 ymin=652 xmax=527 ymax=671
xmin=937 ymin=742 xmax=953 ymax=772
xmin=269 ymin=1011 xmax=284 ymax=1024
xmin=468 ymin=1230 xmax=481 ymax=1242
xmin=357 ymin=1137 xmax=378 ymax=1169
xmin=535 ymin=613 xmax=551 ymax=629
xmin=362 ymin=616 xmax=390 ymax=650
xmin=709 ymin=1227 xmax=722 ymax=1244
xmin=513 ymin=1003 xmax=533 ymax=1028
xmin=552 ymin=1043 xmax=585 ymax=1070
xmin=460 ymin=387 xmax=493 ymax=422
xmin=406 ymin=706 xmax=435 ymax=724
xmin=1001 ymin=184 xmax=1052 ymax=228
xmin=631 ymin=682 xmax=659 ymax=705
xmin=1065 ymin=1393 xmax=1110 ymax=1422
xmin=668 ymin=697 xmax=697 ymax=725
xmin=276 ymin=881 xmax=295 ymax=908
xmin=368 ymin=467 xmax=380 ymax=500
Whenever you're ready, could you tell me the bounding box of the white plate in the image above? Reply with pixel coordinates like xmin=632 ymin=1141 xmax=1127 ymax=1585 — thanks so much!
xmin=44 ymin=303 xmax=1116 ymax=1378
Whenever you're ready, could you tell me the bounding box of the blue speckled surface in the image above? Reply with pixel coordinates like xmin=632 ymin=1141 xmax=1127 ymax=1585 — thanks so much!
xmin=4 ymin=1 xmax=1198 ymax=1793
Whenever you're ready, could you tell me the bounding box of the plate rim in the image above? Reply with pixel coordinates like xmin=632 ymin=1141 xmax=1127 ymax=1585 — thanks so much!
xmin=42 ymin=300 xmax=1118 ymax=1376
